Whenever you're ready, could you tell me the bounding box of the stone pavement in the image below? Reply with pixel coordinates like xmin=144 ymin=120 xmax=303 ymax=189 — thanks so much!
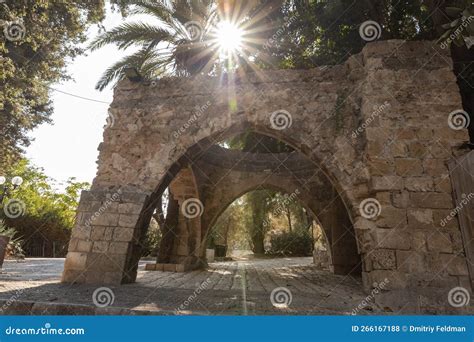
xmin=0 ymin=257 xmax=382 ymax=315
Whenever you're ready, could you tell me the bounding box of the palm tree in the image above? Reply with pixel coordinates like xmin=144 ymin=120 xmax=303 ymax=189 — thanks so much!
xmin=90 ymin=0 xmax=219 ymax=91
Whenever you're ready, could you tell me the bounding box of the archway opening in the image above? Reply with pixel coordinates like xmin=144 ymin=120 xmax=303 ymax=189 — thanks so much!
xmin=206 ymin=188 xmax=332 ymax=271
xmin=129 ymin=128 xmax=361 ymax=283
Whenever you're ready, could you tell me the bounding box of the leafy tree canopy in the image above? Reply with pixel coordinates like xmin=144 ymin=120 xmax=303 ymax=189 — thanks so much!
xmin=0 ymin=0 xmax=105 ymax=170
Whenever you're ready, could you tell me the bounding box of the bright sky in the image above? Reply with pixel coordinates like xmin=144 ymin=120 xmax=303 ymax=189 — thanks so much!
xmin=26 ymin=9 xmax=129 ymax=188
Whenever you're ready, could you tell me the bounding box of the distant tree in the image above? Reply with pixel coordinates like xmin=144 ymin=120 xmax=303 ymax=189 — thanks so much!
xmin=0 ymin=1 xmax=105 ymax=170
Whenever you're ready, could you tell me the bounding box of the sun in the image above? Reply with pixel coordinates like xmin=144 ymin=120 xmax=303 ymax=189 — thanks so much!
xmin=215 ymin=21 xmax=243 ymax=53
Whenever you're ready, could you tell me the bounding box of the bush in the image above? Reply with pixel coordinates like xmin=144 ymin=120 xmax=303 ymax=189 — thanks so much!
xmin=0 ymin=219 xmax=25 ymax=259
xmin=141 ymin=220 xmax=162 ymax=257
xmin=268 ymin=230 xmax=313 ymax=256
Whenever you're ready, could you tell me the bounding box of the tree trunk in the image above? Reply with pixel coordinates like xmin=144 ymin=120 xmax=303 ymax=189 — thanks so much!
xmin=156 ymin=193 xmax=179 ymax=263
xmin=285 ymin=206 xmax=292 ymax=232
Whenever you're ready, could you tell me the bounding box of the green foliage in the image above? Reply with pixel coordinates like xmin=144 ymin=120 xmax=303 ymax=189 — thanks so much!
xmin=268 ymin=230 xmax=313 ymax=257
xmin=438 ymin=3 xmax=474 ymax=48
xmin=90 ymin=0 xmax=217 ymax=90
xmin=1 ymin=159 xmax=89 ymax=255
xmin=0 ymin=0 xmax=105 ymax=169
xmin=0 ymin=219 xmax=24 ymax=258
xmin=267 ymin=0 xmax=438 ymax=68
xmin=141 ymin=219 xmax=162 ymax=257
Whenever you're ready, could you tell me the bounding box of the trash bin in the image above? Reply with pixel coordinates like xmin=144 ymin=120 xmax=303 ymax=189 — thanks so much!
xmin=0 ymin=235 xmax=10 ymax=268
xmin=215 ymin=245 xmax=227 ymax=258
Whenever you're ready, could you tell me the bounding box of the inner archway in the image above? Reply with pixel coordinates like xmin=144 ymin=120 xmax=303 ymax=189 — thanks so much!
xmin=127 ymin=130 xmax=361 ymax=281
xmin=207 ymin=188 xmax=332 ymax=269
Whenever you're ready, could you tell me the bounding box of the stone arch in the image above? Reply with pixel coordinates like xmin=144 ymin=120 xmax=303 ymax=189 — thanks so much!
xmin=192 ymin=143 xmax=360 ymax=275
xmin=62 ymin=40 xmax=472 ymax=313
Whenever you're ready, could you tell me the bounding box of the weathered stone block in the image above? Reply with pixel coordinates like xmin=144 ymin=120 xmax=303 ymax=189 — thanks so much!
xmin=426 ymin=232 xmax=452 ymax=253
xmin=422 ymin=158 xmax=447 ymax=176
xmin=376 ymin=206 xmax=407 ymax=228
xmin=370 ymin=270 xmax=407 ymax=289
xmin=411 ymin=231 xmax=426 ymax=251
xmin=63 ymin=252 xmax=87 ymax=270
xmin=369 ymin=158 xmax=394 ymax=176
xmin=410 ymin=192 xmax=453 ymax=209
xmin=396 ymin=250 xmax=426 ymax=273
xmin=91 ymin=226 xmax=107 ymax=241
xmin=407 ymin=209 xmax=433 ymax=229
xmin=375 ymin=229 xmax=411 ymax=250
xmin=92 ymin=241 xmax=109 ymax=253
xmin=370 ymin=249 xmax=396 ymax=270
xmin=371 ymin=176 xmax=404 ymax=191
xmin=71 ymin=224 xmax=91 ymax=240
xmin=404 ymin=177 xmax=434 ymax=192
xmin=118 ymin=202 xmax=144 ymax=215
xmin=90 ymin=213 xmax=119 ymax=226
xmin=433 ymin=177 xmax=452 ymax=193
xmin=392 ymin=191 xmax=409 ymax=208
xmin=109 ymin=242 xmax=129 ymax=254
xmin=395 ymin=158 xmax=423 ymax=176
xmin=439 ymin=254 xmax=469 ymax=276
xmin=76 ymin=240 xmax=92 ymax=253
xmin=113 ymin=227 xmax=135 ymax=242
xmin=118 ymin=214 xmax=139 ymax=228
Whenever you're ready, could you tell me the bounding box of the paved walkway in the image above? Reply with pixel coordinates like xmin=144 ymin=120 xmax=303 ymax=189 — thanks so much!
xmin=0 ymin=257 xmax=378 ymax=315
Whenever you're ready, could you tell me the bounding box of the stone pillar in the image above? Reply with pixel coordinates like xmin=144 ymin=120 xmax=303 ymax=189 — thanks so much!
xmin=357 ymin=40 xmax=471 ymax=311
xmin=62 ymin=189 xmax=148 ymax=284
xmin=168 ymin=167 xmax=204 ymax=267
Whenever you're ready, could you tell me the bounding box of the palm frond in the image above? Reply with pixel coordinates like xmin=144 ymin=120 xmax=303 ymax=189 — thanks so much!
xmin=127 ymin=0 xmax=175 ymax=24
xmin=89 ymin=22 xmax=175 ymax=51
xmin=95 ymin=46 xmax=164 ymax=90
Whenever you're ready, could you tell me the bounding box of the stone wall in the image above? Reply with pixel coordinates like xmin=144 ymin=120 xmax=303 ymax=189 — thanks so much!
xmin=62 ymin=40 xmax=472 ymax=313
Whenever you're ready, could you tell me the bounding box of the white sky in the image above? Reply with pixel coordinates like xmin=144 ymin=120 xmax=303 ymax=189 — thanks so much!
xmin=26 ymin=9 xmax=130 ymax=188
